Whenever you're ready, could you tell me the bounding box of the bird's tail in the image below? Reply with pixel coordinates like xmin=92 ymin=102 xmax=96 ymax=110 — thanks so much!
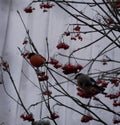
xmin=101 ymin=91 xmax=107 ymax=95
xmin=99 ymin=86 xmax=107 ymax=95
xmin=95 ymin=85 xmax=107 ymax=95
xmin=98 ymin=86 xmax=105 ymax=92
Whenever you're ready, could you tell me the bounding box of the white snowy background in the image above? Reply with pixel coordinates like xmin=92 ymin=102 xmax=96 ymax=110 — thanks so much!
xmin=0 ymin=0 xmax=120 ymax=125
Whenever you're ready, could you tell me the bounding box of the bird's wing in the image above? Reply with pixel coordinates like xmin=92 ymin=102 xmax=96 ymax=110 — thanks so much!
xmin=89 ymin=77 xmax=96 ymax=84
xmin=90 ymin=77 xmax=105 ymax=92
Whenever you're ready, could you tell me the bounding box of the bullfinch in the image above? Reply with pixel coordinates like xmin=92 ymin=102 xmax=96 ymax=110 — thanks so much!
xmin=28 ymin=53 xmax=46 ymax=67
xmin=75 ymin=73 xmax=106 ymax=94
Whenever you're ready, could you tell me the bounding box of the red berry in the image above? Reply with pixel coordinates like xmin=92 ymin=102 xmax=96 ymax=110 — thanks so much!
xmin=40 ymin=3 xmax=54 ymax=10
xmin=37 ymin=71 xmax=45 ymax=76
xmin=22 ymin=40 xmax=28 ymax=45
xmin=105 ymin=94 xmax=119 ymax=99
xmin=77 ymin=87 xmax=100 ymax=98
xmin=54 ymin=64 xmax=62 ymax=69
xmin=62 ymin=64 xmax=82 ymax=74
xmin=62 ymin=64 xmax=74 ymax=74
xmin=56 ymin=42 xmax=69 ymax=50
xmin=73 ymin=25 xmax=80 ymax=31
xmin=103 ymin=61 xmax=107 ymax=65
xmin=42 ymin=90 xmax=52 ymax=96
xmin=71 ymin=37 xmax=76 ymax=41
xmin=50 ymin=58 xmax=59 ymax=65
xmin=40 ymin=3 xmax=45 ymax=9
xmin=81 ymin=115 xmax=93 ymax=123
xmin=106 ymin=18 xmax=113 ymax=25
xmin=2 ymin=61 xmax=9 ymax=71
xmin=100 ymin=82 xmax=108 ymax=87
xmin=38 ymin=75 xmax=49 ymax=81
xmin=64 ymin=31 xmax=70 ymax=36
xmin=110 ymin=79 xmax=119 ymax=86
xmin=43 ymin=9 xmax=48 ymax=12
xmin=20 ymin=114 xmax=25 ymax=119
xmin=75 ymin=64 xmax=83 ymax=71
xmin=20 ymin=113 xmax=34 ymax=122
xmin=21 ymin=52 xmax=29 ymax=58
xmin=24 ymin=7 xmax=34 ymax=13
xmin=113 ymin=119 xmax=120 ymax=124
xmin=78 ymin=36 xmax=83 ymax=41
xmin=51 ymin=112 xmax=59 ymax=119
xmin=96 ymin=80 xmax=103 ymax=84
xmin=64 ymin=44 xmax=69 ymax=50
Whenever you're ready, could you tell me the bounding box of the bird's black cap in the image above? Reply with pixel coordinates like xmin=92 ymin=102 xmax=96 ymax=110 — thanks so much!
xmin=27 ymin=53 xmax=35 ymax=59
xmin=74 ymin=73 xmax=83 ymax=79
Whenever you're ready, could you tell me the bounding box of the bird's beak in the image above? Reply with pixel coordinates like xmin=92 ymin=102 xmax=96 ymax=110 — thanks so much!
xmin=74 ymin=74 xmax=79 ymax=79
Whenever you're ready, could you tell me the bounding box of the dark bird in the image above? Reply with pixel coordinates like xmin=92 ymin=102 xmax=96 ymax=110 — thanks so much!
xmin=75 ymin=73 xmax=106 ymax=94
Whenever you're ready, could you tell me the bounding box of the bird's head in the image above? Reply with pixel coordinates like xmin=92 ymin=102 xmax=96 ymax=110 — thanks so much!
xmin=27 ymin=53 xmax=35 ymax=59
xmin=74 ymin=73 xmax=83 ymax=79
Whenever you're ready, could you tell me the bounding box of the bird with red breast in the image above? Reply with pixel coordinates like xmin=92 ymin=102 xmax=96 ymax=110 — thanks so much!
xmin=28 ymin=53 xmax=46 ymax=67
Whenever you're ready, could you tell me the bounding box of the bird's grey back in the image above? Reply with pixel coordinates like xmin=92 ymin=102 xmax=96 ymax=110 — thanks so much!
xmin=77 ymin=74 xmax=92 ymax=88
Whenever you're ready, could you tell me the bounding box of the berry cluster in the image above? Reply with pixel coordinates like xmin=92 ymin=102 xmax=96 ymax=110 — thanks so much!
xmin=50 ymin=58 xmax=83 ymax=74
xmin=71 ymin=34 xmax=83 ymax=41
xmin=1 ymin=61 xmax=9 ymax=71
xmin=113 ymin=119 xmax=120 ymax=124
xmin=38 ymin=75 xmax=49 ymax=81
xmin=40 ymin=3 xmax=54 ymax=12
xmin=77 ymin=87 xmax=100 ymax=98
xmin=21 ymin=52 xmax=29 ymax=58
xmin=50 ymin=58 xmax=59 ymax=65
xmin=64 ymin=31 xmax=70 ymax=36
xmin=50 ymin=58 xmax=62 ymax=69
xmin=113 ymin=100 xmax=120 ymax=107
xmin=70 ymin=25 xmax=83 ymax=41
xmin=110 ymin=78 xmax=120 ymax=87
xmin=73 ymin=25 xmax=81 ymax=31
xmin=56 ymin=42 xmax=69 ymax=50
xmin=40 ymin=3 xmax=54 ymax=9
xmin=96 ymin=80 xmax=108 ymax=88
xmin=37 ymin=71 xmax=49 ymax=81
xmin=81 ymin=115 xmax=93 ymax=123
xmin=24 ymin=3 xmax=54 ymax=13
xmin=20 ymin=113 xmax=34 ymax=122
xmin=62 ymin=64 xmax=83 ymax=75
xmin=24 ymin=6 xmax=35 ymax=13
xmin=75 ymin=34 xmax=83 ymax=41
xmin=105 ymin=92 xmax=120 ymax=99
